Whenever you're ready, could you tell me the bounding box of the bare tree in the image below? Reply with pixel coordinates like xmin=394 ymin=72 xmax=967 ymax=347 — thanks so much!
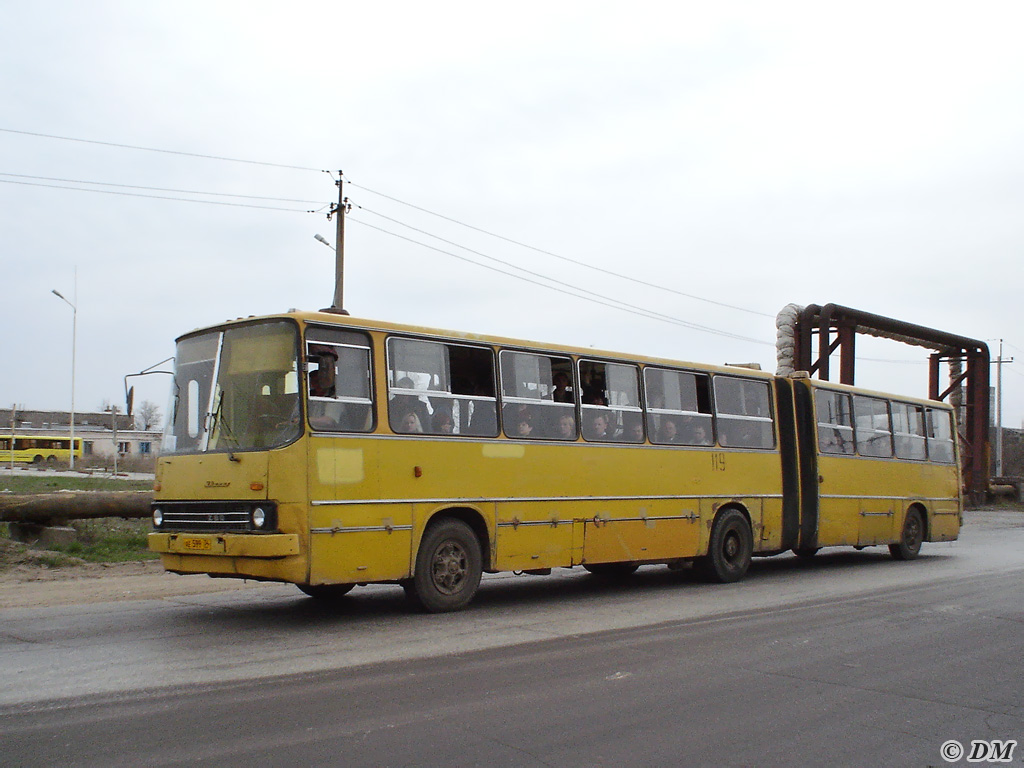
xmin=135 ymin=400 xmax=162 ymax=431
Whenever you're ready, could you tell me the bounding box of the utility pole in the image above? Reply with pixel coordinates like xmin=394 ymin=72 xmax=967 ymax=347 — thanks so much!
xmin=324 ymin=170 xmax=349 ymax=314
xmin=9 ymin=404 xmax=14 ymax=471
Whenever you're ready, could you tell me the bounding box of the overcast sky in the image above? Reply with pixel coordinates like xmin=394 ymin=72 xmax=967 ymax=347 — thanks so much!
xmin=2 ymin=1 xmax=1022 ymax=431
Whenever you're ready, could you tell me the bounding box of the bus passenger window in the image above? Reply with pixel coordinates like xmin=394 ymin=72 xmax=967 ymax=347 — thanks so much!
xmin=926 ymin=408 xmax=956 ymax=463
xmin=306 ymin=327 xmax=374 ymax=433
xmin=645 ymin=368 xmax=713 ymax=446
xmin=387 ymin=337 xmax=497 ymax=436
xmin=579 ymin=360 xmax=642 ymax=443
xmin=892 ymin=402 xmax=927 ymax=460
xmin=714 ymin=377 xmax=774 ymax=449
xmin=853 ymin=396 xmax=892 ymax=458
xmin=815 ymin=389 xmax=855 ymax=455
xmin=499 ymin=351 xmax=576 ymax=439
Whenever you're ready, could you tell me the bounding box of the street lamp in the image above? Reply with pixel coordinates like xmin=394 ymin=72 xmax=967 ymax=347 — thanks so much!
xmin=51 ymin=289 xmax=77 ymax=470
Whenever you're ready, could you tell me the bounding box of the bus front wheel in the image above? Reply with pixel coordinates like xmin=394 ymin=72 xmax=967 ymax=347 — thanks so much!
xmin=695 ymin=508 xmax=753 ymax=583
xmin=889 ymin=508 xmax=924 ymax=561
xmin=405 ymin=518 xmax=482 ymax=613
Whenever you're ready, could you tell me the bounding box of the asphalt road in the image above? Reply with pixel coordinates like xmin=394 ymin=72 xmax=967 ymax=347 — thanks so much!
xmin=3 ymin=510 xmax=1023 ymax=767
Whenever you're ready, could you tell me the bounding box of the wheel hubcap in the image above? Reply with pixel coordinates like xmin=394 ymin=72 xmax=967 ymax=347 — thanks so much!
xmin=431 ymin=542 xmax=468 ymax=595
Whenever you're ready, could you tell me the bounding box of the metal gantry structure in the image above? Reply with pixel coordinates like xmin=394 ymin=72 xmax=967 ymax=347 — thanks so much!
xmin=786 ymin=303 xmax=991 ymax=504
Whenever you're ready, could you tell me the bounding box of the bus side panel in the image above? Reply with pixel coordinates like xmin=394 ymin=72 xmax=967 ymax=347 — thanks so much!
xmin=494 ymin=502 xmax=577 ymax=570
xmin=578 ymin=501 xmax=700 ymax=565
xmin=307 ymin=437 xmax=414 ymax=584
xmin=923 ymin=463 xmax=962 ymax=542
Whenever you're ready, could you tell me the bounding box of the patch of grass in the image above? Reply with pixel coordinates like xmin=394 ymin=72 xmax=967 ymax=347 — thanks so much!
xmin=0 ymin=537 xmax=85 ymax=571
xmin=0 ymin=518 xmax=158 ymax=571
xmin=58 ymin=519 xmax=158 ymax=563
xmin=0 ymin=474 xmax=152 ymax=494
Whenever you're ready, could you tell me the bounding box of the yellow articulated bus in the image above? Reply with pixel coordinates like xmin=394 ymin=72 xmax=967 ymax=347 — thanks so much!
xmin=148 ymin=311 xmax=962 ymax=612
xmin=1 ymin=435 xmax=83 ymax=466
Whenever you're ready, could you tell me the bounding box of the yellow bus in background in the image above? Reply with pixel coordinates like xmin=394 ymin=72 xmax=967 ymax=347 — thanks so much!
xmin=148 ymin=311 xmax=962 ymax=611
xmin=1 ymin=435 xmax=83 ymax=466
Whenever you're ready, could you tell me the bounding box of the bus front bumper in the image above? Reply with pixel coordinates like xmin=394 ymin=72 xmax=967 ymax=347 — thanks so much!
xmin=148 ymin=532 xmax=300 ymax=558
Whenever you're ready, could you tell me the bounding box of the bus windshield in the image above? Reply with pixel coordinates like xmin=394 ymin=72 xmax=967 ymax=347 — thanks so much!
xmin=163 ymin=320 xmax=301 ymax=454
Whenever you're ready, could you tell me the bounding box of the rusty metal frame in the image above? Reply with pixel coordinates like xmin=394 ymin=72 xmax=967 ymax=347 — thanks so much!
xmin=793 ymin=303 xmax=990 ymax=502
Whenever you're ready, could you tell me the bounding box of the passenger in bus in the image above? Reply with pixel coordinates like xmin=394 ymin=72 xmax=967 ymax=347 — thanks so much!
xmin=431 ymin=405 xmax=454 ymax=434
xmin=679 ymin=416 xmax=711 ymax=445
xmin=622 ymin=413 xmax=644 ymax=442
xmin=587 ymin=411 xmax=611 ymax=440
xmin=464 ymin=382 xmax=497 ymax=436
xmin=552 ymin=372 xmax=573 ymax=403
xmin=556 ymin=412 xmax=577 ymax=440
xmin=658 ymin=418 xmax=679 ymax=443
xmin=391 ymin=376 xmax=431 ymax=429
xmin=397 ymin=411 xmax=424 ymax=433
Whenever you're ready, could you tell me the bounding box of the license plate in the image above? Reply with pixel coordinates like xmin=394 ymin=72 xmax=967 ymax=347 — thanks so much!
xmin=182 ymin=537 xmax=212 ymax=551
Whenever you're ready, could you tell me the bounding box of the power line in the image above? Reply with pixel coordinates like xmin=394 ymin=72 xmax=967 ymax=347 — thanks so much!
xmin=0 ymin=127 xmax=324 ymax=172
xmin=0 ymin=172 xmax=323 ymax=204
xmin=0 ymin=178 xmax=315 ymax=213
xmin=348 ymin=179 xmax=776 ymax=319
xmin=349 ymin=214 xmax=772 ymax=346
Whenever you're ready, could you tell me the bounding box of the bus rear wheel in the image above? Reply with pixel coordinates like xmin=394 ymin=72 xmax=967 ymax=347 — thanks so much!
xmin=297 ymin=583 xmax=355 ymax=600
xmin=889 ymin=508 xmax=924 ymax=561
xmin=405 ymin=518 xmax=482 ymax=613
xmin=695 ymin=508 xmax=753 ymax=583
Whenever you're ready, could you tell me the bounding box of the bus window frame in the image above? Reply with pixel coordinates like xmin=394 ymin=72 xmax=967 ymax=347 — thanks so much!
xmin=498 ymin=348 xmax=579 ymax=441
xmin=385 ymin=335 xmax=498 ymax=437
xmin=305 ymin=325 xmax=376 ymax=434
xmin=578 ymin=358 xmax=643 ymax=444
xmin=712 ymin=374 xmax=776 ymax=450
xmin=643 ymin=366 xmax=714 ymax=446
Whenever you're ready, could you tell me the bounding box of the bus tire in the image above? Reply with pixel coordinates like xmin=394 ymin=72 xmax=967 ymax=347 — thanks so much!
xmin=297 ymin=583 xmax=354 ymax=600
xmin=46 ymin=455 xmax=57 ymax=466
xmin=889 ymin=508 xmax=924 ymax=561
xmin=406 ymin=518 xmax=482 ymax=613
xmin=794 ymin=547 xmax=819 ymax=559
xmin=695 ymin=508 xmax=753 ymax=583
xmin=32 ymin=455 xmax=43 ymax=465
xmin=583 ymin=563 xmax=639 ymax=578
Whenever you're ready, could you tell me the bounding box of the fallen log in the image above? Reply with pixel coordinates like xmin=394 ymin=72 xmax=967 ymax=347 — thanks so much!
xmin=0 ymin=491 xmax=153 ymax=525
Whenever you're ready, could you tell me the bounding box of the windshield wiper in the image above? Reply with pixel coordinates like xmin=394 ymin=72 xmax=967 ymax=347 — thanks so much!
xmin=208 ymin=390 xmax=240 ymax=453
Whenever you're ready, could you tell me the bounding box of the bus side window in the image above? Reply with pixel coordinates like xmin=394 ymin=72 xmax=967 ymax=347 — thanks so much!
xmin=853 ymin=395 xmax=892 ymax=458
xmin=579 ymin=360 xmax=642 ymax=443
xmin=714 ymin=377 xmax=774 ymax=449
xmin=306 ymin=327 xmax=374 ymax=433
xmin=927 ymin=408 xmax=956 ymax=463
xmin=499 ymin=351 xmax=576 ymax=439
xmin=645 ymin=368 xmax=713 ymax=445
xmin=387 ymin=338 xmax=497 ymax=436
xmin=892 ymin=402 xmax=927 ymax=460
xmin=815 ymin=389 xmax=855 ymax=455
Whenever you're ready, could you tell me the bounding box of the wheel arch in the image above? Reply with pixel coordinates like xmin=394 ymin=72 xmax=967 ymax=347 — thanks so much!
xmin=706 ymin=501 xmax=753 ymax=548
xmin=419 ymin=506 xmax=492 ymax=572
xmin=906 ymin=501 xmax=929 ymax=541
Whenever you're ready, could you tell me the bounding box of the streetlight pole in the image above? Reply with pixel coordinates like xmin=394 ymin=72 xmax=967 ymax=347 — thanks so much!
xmin=51 ymin=288 xmax=77 ymax=470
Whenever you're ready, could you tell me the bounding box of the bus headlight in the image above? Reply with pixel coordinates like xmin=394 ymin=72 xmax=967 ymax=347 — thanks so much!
xmin=152 ymin=507 xmax=164 ymax=528
xmin=252 ymin=507 xmax=267 ymax=529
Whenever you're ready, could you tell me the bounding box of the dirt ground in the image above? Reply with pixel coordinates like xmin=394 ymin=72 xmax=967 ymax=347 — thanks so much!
xmin=0 ymin=559 xmax=272 ymax=609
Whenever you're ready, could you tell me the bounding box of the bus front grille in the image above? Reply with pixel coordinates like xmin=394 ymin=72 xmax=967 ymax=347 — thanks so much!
xmin=152 ymin=502 xmax=276 ymax=533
